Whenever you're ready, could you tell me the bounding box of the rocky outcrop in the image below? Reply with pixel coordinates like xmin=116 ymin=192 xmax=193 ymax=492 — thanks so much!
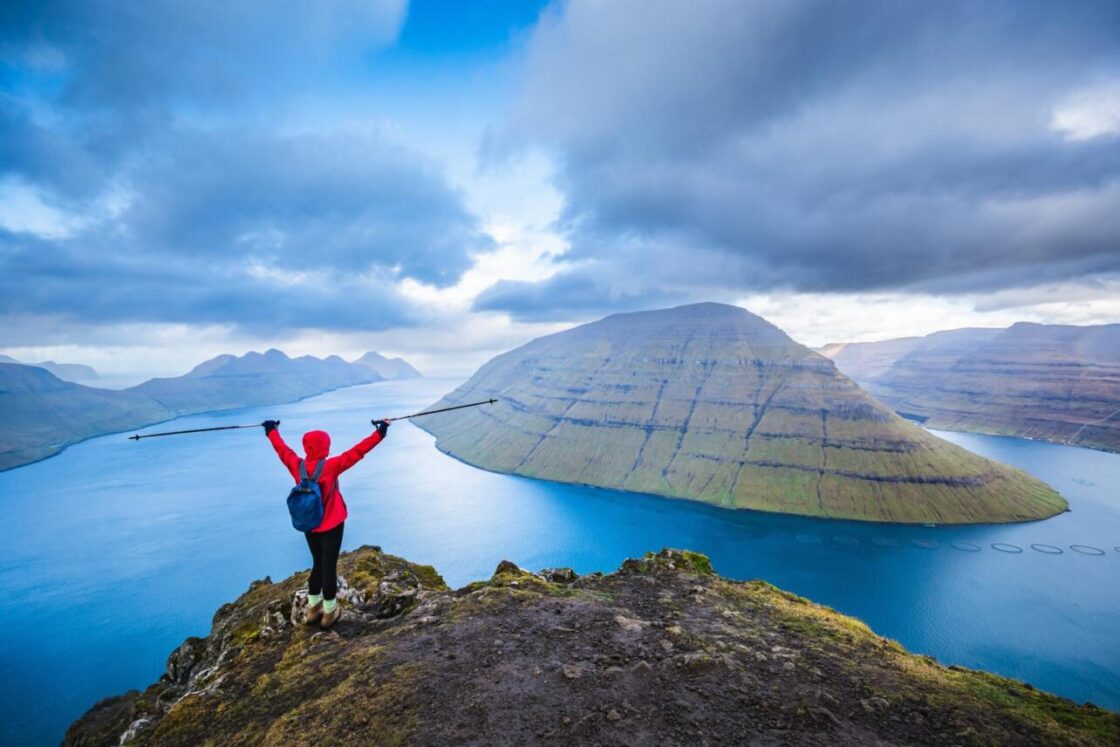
xmin=823 ymin=324 xmax=1120 ymax=453
xmin=417 ymin=303 xmax=1064 ymax=524
xmin=65 ymin=547 xmax=1117 ymax=746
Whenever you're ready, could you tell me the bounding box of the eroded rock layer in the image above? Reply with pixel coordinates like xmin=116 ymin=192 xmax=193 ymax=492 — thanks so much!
xmin=419 ymin=304 xmax=1063 ymax=524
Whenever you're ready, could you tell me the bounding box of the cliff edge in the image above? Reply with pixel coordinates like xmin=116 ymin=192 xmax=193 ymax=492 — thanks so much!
xmin=66 ymin=547 xmax=1117 ymax=746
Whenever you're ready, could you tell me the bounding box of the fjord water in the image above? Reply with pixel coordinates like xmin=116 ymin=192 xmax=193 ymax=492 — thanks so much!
xmin=2 ymin=380 xmax=1118 ymax=744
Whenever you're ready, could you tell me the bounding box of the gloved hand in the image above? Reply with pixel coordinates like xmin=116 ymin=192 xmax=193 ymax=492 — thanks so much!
xmin=262 ymin=420 xmax=280 ymax=434
xmin=372 ymin=419 xmax=391 ymax=438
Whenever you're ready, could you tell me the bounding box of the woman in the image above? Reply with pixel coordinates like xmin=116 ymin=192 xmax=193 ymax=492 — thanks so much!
xmin=262 ymin=418 xmax=390 ymax=628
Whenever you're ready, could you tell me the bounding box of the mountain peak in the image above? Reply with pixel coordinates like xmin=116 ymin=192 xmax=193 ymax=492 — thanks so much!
xmin=352 ymin=351 xmax=422 ymax=379
xmin=418 ymin=305 xmax=1062 ymax=524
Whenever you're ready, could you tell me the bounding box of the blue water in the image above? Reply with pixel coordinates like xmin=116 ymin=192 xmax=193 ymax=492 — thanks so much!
xmin=1 ymin=378 xmax=1118 ymax=745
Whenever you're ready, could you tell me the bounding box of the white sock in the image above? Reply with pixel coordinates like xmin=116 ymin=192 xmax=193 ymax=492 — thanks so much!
xmin=308 ymin=593 xmax=323 ymax=607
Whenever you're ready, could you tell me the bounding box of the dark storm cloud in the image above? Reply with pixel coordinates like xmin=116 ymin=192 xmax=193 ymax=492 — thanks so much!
xmin=0 ymin=224 xmax=421 ymax=332
xmin=0 ymin=0 xmax=491 ymax=334
xmin=482 ymin=0 xmax=1120 ymax=313
xmin=0 ymin=125 xmax=491 ymax=329
xmin=125 ymin=129 xmax=488 ymax=286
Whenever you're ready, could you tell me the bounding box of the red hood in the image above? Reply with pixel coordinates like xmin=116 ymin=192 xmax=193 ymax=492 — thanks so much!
xmin=302 ymin=430 xmax=331 ymax=460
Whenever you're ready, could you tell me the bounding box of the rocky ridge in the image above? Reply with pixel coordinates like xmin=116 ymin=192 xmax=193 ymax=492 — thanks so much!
xmin=66 ymin=547 xmax=1117 ymax=746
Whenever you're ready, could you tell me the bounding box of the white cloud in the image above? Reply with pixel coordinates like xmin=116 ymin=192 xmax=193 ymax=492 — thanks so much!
xmin=1051 ymin=82 xmax=1120 ymax=141
xmin=736 ymin=278 xmax=1120 ymax=348
xmin=0 ymin=178 xmax=82 ymax=238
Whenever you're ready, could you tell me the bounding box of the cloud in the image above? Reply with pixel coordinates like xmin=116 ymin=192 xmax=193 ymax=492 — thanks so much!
xmin=124 ymin=128 xmax=489 ymax=286
xmin=1 ymin=0 xmax=407 ymax=112
xmin=491 ymin=0 xmax=1120 ymax=309
xmin=472 ymin=262 xmax=687 ymax=322
xmin=0 ymin=126 xmax=493 ymax=332
xmin=0 ymin=1 xmax=497 ymax=337
xmin=1052 ymin=82 xmax=1120 ymax=141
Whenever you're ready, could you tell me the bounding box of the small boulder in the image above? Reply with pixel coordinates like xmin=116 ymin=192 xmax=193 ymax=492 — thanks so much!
xmin=289 ymin=590 xmax=310 ymax=626
xmin=165 ymin=637 xmax=204 ymax=685
xmin=614 ymin=615 xmax=649 ymax=633
xmin=368 ymin=570 xmax=421 ymax=619
xmin=493 ymin=560 xmax=524 ymax=577
xmin=539 ymin=567 xmax=579 ymax=583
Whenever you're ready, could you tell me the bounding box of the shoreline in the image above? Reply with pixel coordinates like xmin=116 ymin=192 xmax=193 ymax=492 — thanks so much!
xmin=0 ymin=379 xmax=389 ymax=474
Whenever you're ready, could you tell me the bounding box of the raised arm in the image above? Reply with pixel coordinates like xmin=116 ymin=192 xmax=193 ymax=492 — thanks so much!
xmin=333 ymin=420 xmax=389 ymax=474
xmin=265 ymin=422 xmax=301 ymax=476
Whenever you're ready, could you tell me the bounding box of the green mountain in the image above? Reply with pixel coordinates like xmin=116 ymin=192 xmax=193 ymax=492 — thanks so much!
xmin=417 ymin=303 xmax=1064 ymax=524
xmin=0 ymin=364 xmax=172 ymax=470
xmin=65 ymin=547 xmax=1118 ymax=746
xmin=352 ymin=350 xmax=423 ymax=379
xmin=0 ymin=351 xmax=381 ymax=471
xmin=822 ymin=324 xmax=1120 ymax=453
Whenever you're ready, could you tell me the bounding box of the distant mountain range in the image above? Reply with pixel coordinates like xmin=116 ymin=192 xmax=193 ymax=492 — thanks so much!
xmin=0 ymin=354 xmax=99 ymax=383
xmin=352 ymin=351 xmax=422 ymax=380
xmin=821 ymin=323 xmax=1120 ymax=453
xmin=417 ymin=303 xmax=1063 ymax=524
xmin=0 ymin=349 xmax=417 ymax=471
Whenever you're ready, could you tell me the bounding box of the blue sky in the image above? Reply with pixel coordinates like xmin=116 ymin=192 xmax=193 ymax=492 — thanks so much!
xmin=1 ymin=0 xmax=1118 ymax=377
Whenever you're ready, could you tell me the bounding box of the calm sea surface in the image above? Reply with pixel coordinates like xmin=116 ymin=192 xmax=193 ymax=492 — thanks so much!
xmin=1 ymin=378 xmax=1117 ymax=744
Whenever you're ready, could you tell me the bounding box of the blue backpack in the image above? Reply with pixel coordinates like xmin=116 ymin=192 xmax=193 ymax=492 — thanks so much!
xmin=287 ymin=459 xmax=326 ymax=532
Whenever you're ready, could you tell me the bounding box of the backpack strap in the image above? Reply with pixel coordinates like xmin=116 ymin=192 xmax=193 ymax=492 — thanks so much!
xmin=298 ymin=459 xmax=308 ymax=481
xmin=310 ymin=459 xmax=326 ymax=481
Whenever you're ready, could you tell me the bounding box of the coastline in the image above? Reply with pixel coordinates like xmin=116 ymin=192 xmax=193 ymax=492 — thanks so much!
xmin=0 ymin=380 xmax=387 ymax=474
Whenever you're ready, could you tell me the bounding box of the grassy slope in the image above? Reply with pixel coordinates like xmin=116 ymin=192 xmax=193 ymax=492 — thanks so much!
xmin=0 ymin=364 xmax=174 ymax=470
xmin=65 ymin=547 xmax=1118 ymax=746
xmin=419 ymin=305 xmax=1065 ymax=524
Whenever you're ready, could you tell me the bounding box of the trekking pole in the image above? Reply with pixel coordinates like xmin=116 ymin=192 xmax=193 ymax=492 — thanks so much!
xmin=128 ymin=423 xmax=271 ymax=441
xmin=380 ymin=398 xmax=496 ymax=422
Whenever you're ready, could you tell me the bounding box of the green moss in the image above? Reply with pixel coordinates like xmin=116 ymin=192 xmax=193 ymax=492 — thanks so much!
xmin=948 ymin=669 xmax=1119 ymax=744
xmin=621 ymin=548 xmax=716 ymax=576
xmin=230 ymin=618 xmax=262 ymax=647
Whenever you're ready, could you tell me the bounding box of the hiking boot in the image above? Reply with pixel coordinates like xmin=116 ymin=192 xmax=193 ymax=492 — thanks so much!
xmin=319 ymin=604 xmax=341 ymax=629
xmin=305 ymin=601 xmax=324 ymax=626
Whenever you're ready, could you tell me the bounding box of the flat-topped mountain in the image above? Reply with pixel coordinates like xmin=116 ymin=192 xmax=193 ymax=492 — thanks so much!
xmin=0 ymin=351 xmax=382 ymax=471
xmin=418 ymin=303 xmax=1064 ymax=524
xmin=65 ymin=547 xmax=1118 ymax=746
xmin=0 ymin=353 xmax=99 ymax=382
xmin=823 ymin=324 xmax=1120 ymax=453
xmin=352 ymin=350 xmax=423 ymax=379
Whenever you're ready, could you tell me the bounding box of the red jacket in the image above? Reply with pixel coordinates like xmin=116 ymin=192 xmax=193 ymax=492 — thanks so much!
xmin=268 ymin=428 xmax=383 ymax=532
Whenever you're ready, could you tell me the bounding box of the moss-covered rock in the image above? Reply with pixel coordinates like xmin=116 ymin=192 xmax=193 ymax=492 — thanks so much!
xmin=66 ymin=547 xmax=1117 ymax=746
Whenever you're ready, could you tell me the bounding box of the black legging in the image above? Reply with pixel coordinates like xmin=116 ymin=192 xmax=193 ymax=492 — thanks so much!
xmin=305 ymin=522 xmax=344 ymax=601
